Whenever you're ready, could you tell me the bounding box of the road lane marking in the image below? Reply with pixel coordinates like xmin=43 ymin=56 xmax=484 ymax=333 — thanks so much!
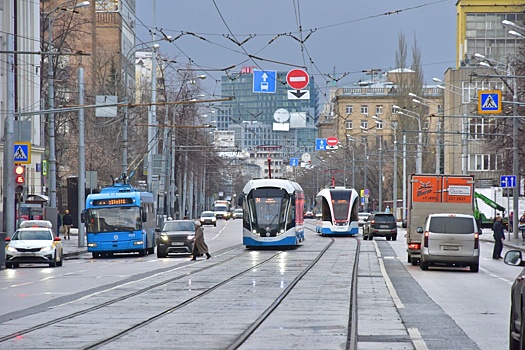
xmin=408 ymin=328 xmax=429 ymax=350
xmin=373 ymin=240 xmax=404 ymax=309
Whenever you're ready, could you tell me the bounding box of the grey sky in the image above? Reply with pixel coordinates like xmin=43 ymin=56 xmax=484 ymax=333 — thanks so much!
xmin=134 ymin=0 xmax=455 ymax=102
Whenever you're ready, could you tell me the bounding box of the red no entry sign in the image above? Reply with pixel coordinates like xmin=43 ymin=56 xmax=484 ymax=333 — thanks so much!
xmin=326 ymin=136 xmax=339 ymax=147
xmin=286 ymin=69 xmax=309 ymax=90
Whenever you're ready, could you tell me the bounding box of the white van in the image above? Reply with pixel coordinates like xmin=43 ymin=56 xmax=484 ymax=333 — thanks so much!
xmin=417 ymin=213 xmax=481 ymax=272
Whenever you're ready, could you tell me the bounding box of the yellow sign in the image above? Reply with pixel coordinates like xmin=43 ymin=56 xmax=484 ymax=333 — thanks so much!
xmin=477 ymin=90 xmax=502 ymax=115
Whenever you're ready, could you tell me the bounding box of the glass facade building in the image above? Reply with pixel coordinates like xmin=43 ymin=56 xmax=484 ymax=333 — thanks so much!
xmin=215 ymin=68 xmax=319 ymax=159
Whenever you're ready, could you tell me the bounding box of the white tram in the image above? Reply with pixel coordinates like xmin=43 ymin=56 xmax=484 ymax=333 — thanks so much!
xmin=315 ymin=186 xmax=360 ymax=236
xmin=240 ymin=178 xmax=305 ymax=248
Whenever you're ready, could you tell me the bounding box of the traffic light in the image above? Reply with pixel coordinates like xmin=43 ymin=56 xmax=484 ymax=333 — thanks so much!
xmin=14 ymin=165 xmax=26 ymax=202
xmin=15 ymin=165 xmax=25 ymax=185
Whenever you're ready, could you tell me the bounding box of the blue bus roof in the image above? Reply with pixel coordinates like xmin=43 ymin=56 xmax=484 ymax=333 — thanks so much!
xmin=86 ymin=184 xmax=154 ymax=202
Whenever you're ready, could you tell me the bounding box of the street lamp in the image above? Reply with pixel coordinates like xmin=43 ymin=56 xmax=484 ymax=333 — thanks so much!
xmin=44 ymin=0 xmax=90 ymax=210
xmin=373 ymin=116 xmax=398 ymax=217
xmin=476 ymin=47 xmax=520 ymax=238
xmin=393 ymin=105 xmax=422 ymax=173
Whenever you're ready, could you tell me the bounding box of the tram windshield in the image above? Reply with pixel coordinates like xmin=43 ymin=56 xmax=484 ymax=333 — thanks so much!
xmin=86 ymin=207 xmax=141 ymax=233
xmin=331 ymin=190 xmax=352 ymax=221
xmin=247 ymin=188 xmax=289 ymax=231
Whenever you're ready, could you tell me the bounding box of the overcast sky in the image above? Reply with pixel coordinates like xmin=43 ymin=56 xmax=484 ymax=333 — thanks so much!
xmin=134 ymin=0 xmax=456 ymax=101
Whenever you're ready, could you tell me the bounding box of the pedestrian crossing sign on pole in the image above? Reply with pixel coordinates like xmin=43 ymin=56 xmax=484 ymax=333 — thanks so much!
xmin=477 ymin=90 xmax=502 ymax=114
xmin=14 ymin=142 xmax=31 ymax=164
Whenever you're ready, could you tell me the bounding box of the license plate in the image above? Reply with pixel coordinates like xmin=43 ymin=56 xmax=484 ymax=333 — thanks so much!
xmin=380 ymin=225 xmax=389 ymax=228
xmin=171 ymin=242 xmax=184 ymax=246
xmin=442 ymin=245 xmax=459 ymax=251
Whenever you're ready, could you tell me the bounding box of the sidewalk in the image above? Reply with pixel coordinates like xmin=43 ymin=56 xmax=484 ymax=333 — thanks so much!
xmin=59 ymin=228 xmax=88 ymax=257
xmin=480 ymin=229 xmax=525 ymax=251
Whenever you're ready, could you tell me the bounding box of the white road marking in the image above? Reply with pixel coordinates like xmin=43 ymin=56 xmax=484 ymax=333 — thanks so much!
xmin=373 ymin=240 xmax=404 ymax=309
xmin=408 ymin=328 xmax=429 ymax=350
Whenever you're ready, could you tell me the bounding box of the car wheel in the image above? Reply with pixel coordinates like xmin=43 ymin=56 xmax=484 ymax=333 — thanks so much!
xmin=420 ymin=260 xmax=429 ymax=270
xmin=92 ymin=252 xmax=100 ymax=259
xmin=386 ymin=235 xmax=392 ymax=241
xmin=411 ymin=259 xmax=419 ymax=266
xmin=6 ymin=262 xmax=13 ymax=268
xmin=214 ymin=223 xmax=216 ymax=227
xmin=368 ymin=233 xmax=373 ymax=240
xmin=470 ymin=263 xmax=479 ymax=272
xmin=392 ymin=234 xmax=397 ymax=241
xmin=157 ymin=249 xmax=166 ymax=258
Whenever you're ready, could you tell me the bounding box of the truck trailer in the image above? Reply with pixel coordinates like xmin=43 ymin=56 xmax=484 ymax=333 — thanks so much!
xmin=406 ymin=174 xmax=475 ymax=266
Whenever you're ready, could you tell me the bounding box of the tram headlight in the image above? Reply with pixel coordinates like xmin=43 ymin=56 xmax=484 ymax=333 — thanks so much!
xmin=252 ymin=229 xmax=260 ymax=236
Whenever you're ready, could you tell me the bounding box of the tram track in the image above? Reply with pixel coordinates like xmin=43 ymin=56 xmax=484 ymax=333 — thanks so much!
xmin=1 ymin=225 xmax=361 ymax=349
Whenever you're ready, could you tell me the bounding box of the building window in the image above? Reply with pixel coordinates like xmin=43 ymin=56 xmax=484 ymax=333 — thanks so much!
xmin=376 ymin=105 xmax=383 ymax=115
xmin=345 ymin=121 xmax=353 ymax=129
xmin=468 ymin=154 xmax=499 ymax=171
xmin=360 ymin=120 xmax=368 ymax=129
xmin=345 ymin=105 xmax=353 ymax=114
xmin=361 ymin=105 xmax=368 ymax=115
xmin=469 ymin=117 xmax=496 ymax=140
xmin=375 ymin=119 xmax=383 ymax=129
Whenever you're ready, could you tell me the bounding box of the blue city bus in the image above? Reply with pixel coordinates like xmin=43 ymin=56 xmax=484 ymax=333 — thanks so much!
xmin=84 ymin=184 xmax=156 ymax=258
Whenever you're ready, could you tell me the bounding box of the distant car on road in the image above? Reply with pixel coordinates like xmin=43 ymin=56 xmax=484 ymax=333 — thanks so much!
xmin=418 ymin=213 xmax=480 ymax=272
xmin=5 ymin=220 xmax=63 ymax=268
xmin=199 ymin=211 xmax=216 ymax=226
xmin=358 ymin=212 xmax=371 ymax=227
xmin=304 ymin=211 xmax=314 ymax=219
xmin=363 ymin=212 xmax=397 ymax=241
xmin=232 ymin=208 xmax=243 ymax=219
xmin=155 ymin=220 xmax=195 ymax=258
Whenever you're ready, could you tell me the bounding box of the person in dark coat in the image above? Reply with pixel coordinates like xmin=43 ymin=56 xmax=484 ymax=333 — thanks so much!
xmin=191 ymin=221 xmax=211 ymax=260
xmin=492 ymin=215 xmax=505 ymax=259
xmin=62 ymin=209 xmax=73 ymax=240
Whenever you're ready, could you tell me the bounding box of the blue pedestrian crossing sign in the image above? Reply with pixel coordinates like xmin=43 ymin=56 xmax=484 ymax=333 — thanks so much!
xmin=253 ymin=70 xmax=277 ymax=93
xmin=500 ymin=175 xmax=516 ymax=188
xmin=478 ymin=90 xmax=502 ymax=114
xmin=290 ymin=158 xmax=299 ymax=167
xmin=14 ymin=142 xmax=31 ymax=164
xmin=315 ymin=138 xmax=327 ymax=151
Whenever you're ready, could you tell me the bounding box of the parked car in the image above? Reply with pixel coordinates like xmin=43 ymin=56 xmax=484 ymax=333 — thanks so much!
xmin=358 ymin=212 xmax=371 ymax=227
xmin=155 ymin=220 xmax=195 ymax=258
xmin=304 ymin=211 xmax=314 ymax=219
xmin=232 ymin=208 xmax=243 ymax=219
xmin=362 ymin=212 xmax=397 ymax=241
xmin=504 ymin=250 xmax=525 ymax=348
xmin=200 ymin=211 xmax=217 ymax=226
xmin=5 ymin=220 xmax=63 ymax=268
xmin=418 ymin=213 xmax=481 ymax=272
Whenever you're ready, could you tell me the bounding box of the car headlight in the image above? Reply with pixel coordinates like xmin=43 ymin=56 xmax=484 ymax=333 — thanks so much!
xmin=6 ymin=245 xmax=17 ymax=252
xmin=187 ymin=235 xmax=195 ymax=240
xmin=40 ymin=245 xmax=54 ymax=252
xmin=160 ymin=234 xmax=168 ymax=241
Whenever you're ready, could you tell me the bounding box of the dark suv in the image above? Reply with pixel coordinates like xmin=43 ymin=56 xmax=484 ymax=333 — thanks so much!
xmin=155 ymin=220 xmax=195 ymax=258
xmin=363 ymin=212 xmax=397 ymax=241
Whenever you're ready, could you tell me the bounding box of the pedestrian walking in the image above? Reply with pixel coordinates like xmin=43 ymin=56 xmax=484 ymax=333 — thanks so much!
xmin=385 ymin=206 xmax=391 ymax=213
xmin=191 ymin=221 xmax=211 ymax=260
xmin=510 ymin=211 xmax=514 ymax=233
xmin=57 ymin=211 xmax=62 ymax=238
xmin=492 ymin=214 xmax=505 ymax=260
xmin=63 ymin=209 xmax=73 ymax=240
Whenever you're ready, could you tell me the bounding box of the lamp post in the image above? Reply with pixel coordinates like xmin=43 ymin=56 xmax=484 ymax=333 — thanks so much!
xmin=434 ymin=77 xmax=468 ymax=175
xmin=44 ymin=0 xmax=90 ymax=210
xmin=410 ymin=92 xmax=443 ymax=174
xmin=373 ymin=116 xmax=398 ymax=217
xmin=393 ymin=105 xmax=422 ymax=173
xmin=475 ymin=47 xmax=520 ymax=238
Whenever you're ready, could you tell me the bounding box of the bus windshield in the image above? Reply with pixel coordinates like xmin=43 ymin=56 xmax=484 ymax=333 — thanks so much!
xmin=86 ymin=207 xmax=141 ymax=233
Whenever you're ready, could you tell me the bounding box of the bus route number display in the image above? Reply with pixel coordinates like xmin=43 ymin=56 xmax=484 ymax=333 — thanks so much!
xmin=93 ymin=198 xmax=133 ymax=206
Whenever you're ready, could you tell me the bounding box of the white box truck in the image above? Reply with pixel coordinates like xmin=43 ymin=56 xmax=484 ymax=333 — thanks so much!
xmin=406 ymin=174 xmax=475 ymax=265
